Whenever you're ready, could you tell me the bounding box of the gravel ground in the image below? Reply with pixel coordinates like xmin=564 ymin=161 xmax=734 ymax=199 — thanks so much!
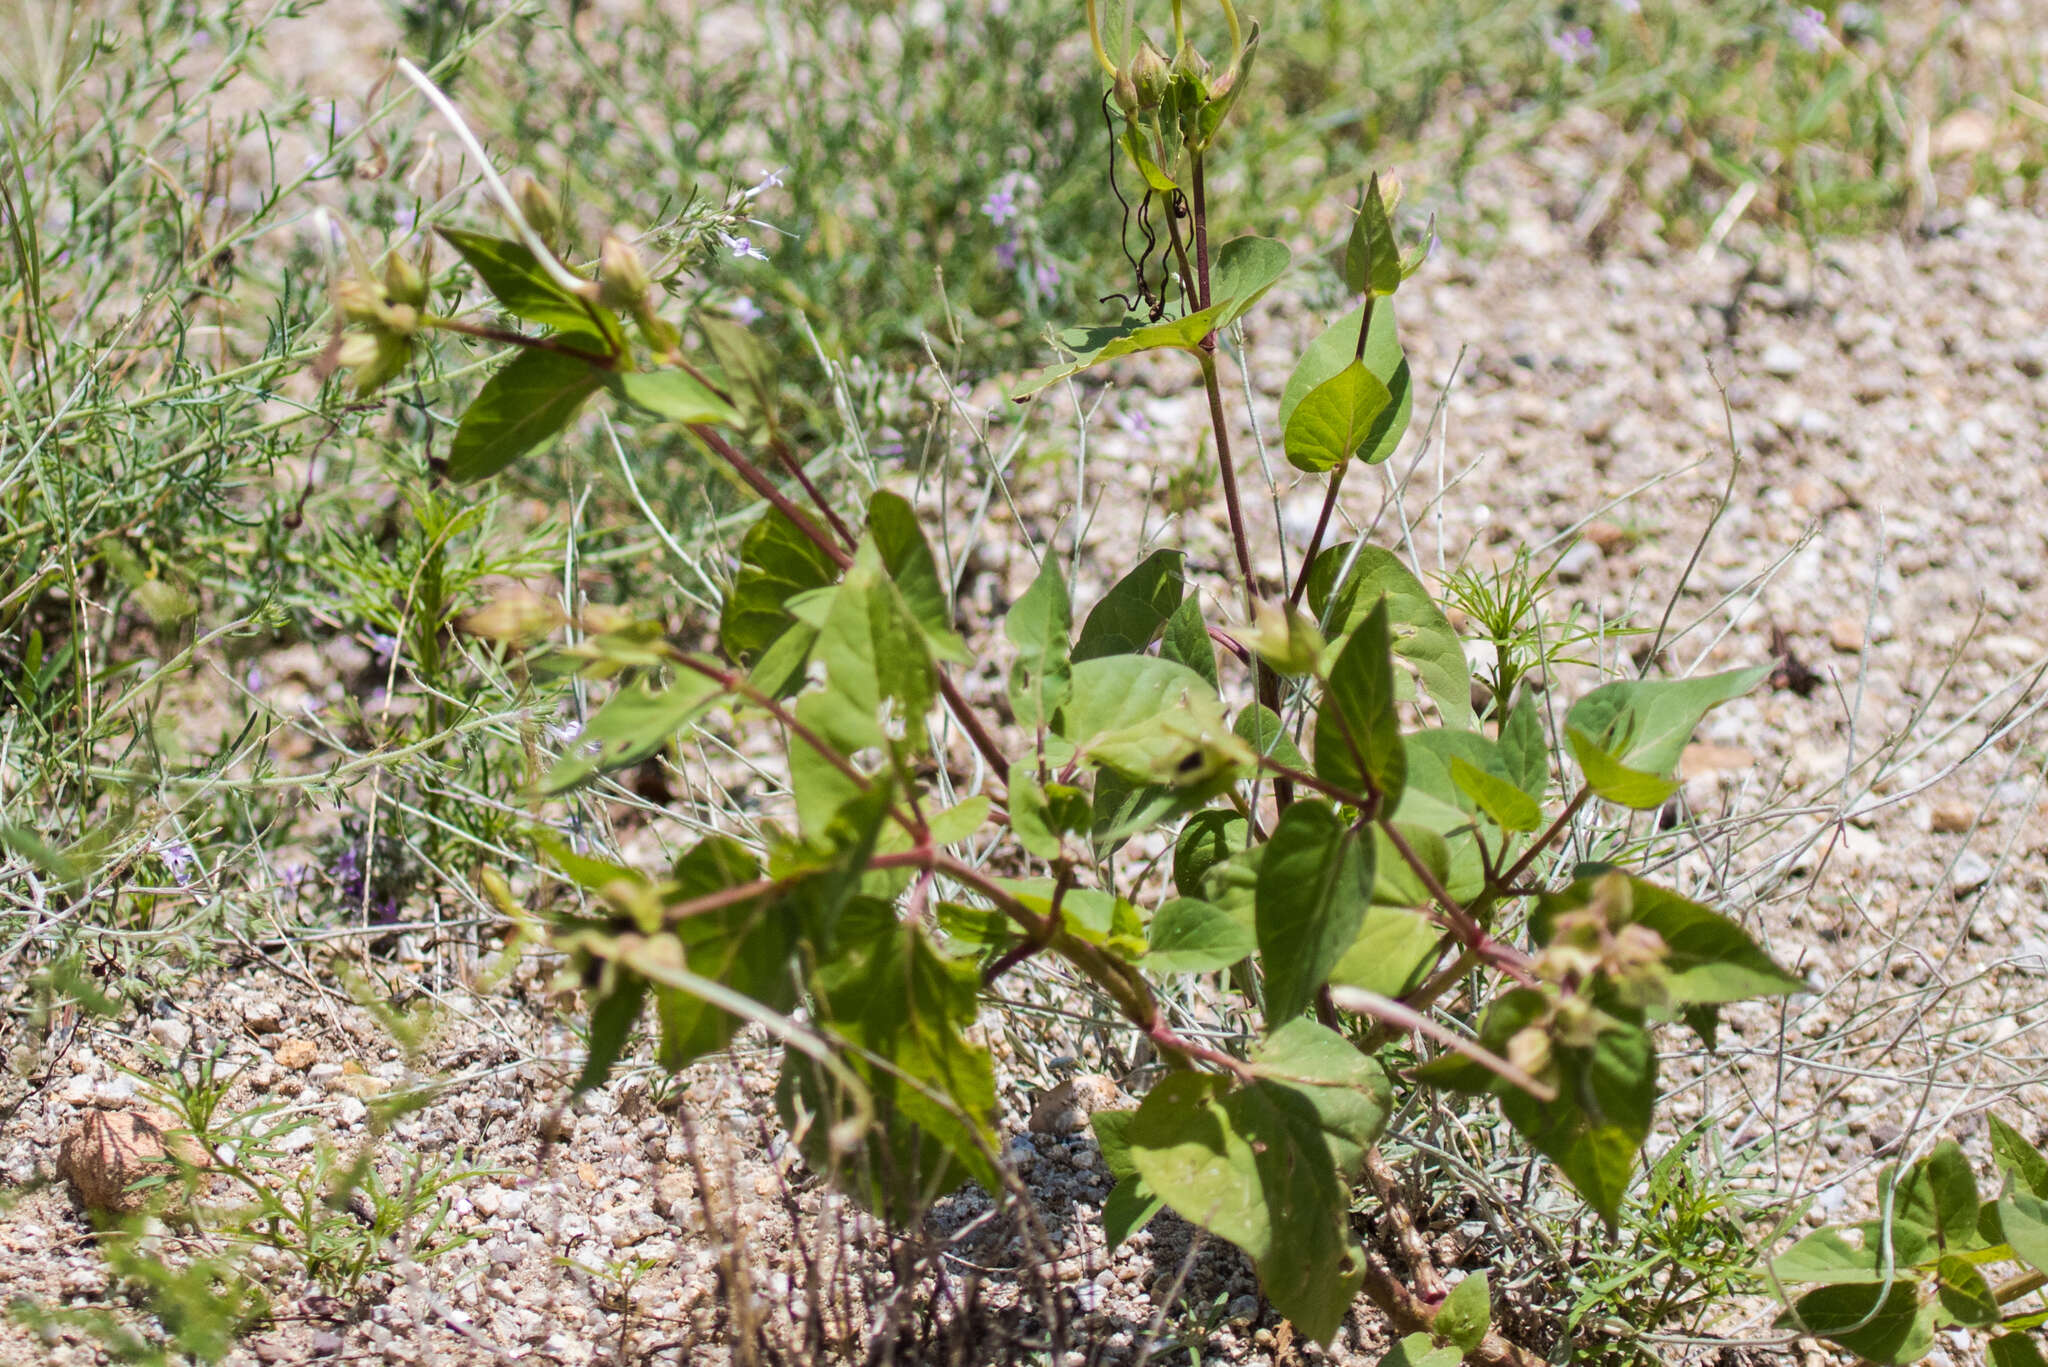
xmin=5 ymin=50 xmax=2048 ymax=1367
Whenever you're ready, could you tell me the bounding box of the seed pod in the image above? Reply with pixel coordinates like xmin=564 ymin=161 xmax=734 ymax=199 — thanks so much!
xmin=513 ymin=173 xmax=564 ymax=249
xmin=597 ymin=232 xmax=651 ymax=313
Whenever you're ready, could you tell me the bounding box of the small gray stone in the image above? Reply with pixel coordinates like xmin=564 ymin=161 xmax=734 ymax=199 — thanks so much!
xmin=1951 ymin=851 xmax=1995 ymax=896
xmin=1760 ymin=342 xmax=1806 ymax=377
xmin=1553 ymin=540 xmax=1602 ymax=583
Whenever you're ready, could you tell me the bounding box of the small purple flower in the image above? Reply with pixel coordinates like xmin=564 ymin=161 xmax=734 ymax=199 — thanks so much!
xmin=1787 ymin=5 xmax=1829 ymax=51
xmin=159 ymin=842 xmax=197 ymax=886
xmin=741 ymin=168 xmax=787 ymax=200
xmin=1547 ymin=26 xmax=1597 ymax=64
xmin=244 ymin=666 xmax=264 ymax=692
xmin=981 ymin=186 xmax=1018 ymax=226
xmin=1113 ymin=407 xmax=1151 ymax=437
xmin=726 ymin=296 xmax=764 ymax=325
xmin=366 ymin=630 xmax=398 ymax=666
xmin=392 ymin=204 xmax=417 ymax=231
xmin=994 ymin=236 xmax=1019 ymax=269
xmin=1033 ymin=260 xmax=1060 ymax=294
xmin=718 ymin=231 xmax=768 ymax=261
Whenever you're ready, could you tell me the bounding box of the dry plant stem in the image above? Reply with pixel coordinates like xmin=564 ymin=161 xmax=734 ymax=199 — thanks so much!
xmin=1359 ymin=1252 xmax=1548 ymax=1367
xmin=767 ymin=433 xmax=857 ymax=550
xmin=1330 ymin=985 xmax=1556 ymax=1101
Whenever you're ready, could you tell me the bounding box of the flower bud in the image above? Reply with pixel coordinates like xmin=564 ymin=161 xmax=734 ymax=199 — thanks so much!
xmin=337 ymin=329 xmax=413 ymax=397
xmin=1112 ymin=68 xmax=1141 ymax=115
xmin=335 ymin=276 xmax=382 ymax=326
xmin=382 ymin=252 xmax=428 ymax=310
xmin=1126 ymin=40 xmax=1171 ymax=110
xmin=1506 ymin=1025 xmax=1554 ymax=1085
xmin=513 ymin=173 xmax=564 ymax=249
xmin=597 ymin=232 xmax=651 ymax=313
xmin=1170 ymin=40 xmax=1210 ymax=93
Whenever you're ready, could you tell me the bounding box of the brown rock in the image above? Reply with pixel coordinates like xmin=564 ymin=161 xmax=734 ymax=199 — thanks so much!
xmin=1583 ymin=520 xmax=1631 ymax=554
xmin=1827 ymin=617 xmax=1866 ymax=653
xmin=1928 ymin=801 xmax=1977 ymax=834
xmin=577 ymin=1162 xmax=603 ymax=1190
xmin=274 ymin=1039 xmax=319 ymax=1070
xmin=58 ymin=1106 xmax=209 ymax=1214
xmin=1027 ymin=1073 xmax=1132 ymax=1135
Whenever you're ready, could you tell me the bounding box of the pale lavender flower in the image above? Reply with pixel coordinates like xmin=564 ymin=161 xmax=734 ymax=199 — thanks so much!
xmin=727 ymin=296 xmax=764 ymax=325
xmin=158 ymin=841 xmax=197 ymax=886
xmin=1547 ymin=26 xmax=1596 ymax=64
xmin=1113 ymin=407 xmax=1151 ymax=437
xmin=1033 ymin=260 xmax=1060 ymax=294
xmin=1787 ymin=5 xmax=1829 ymax=51
xmin=741 ymin=168 xmax=787 ymax=200
xmin=981 ymin=186 xmax=1018 ymax=225
xmin=994 ymin=235 xmax=1020 ymax=269
xmin=719 ymin=232 xmax=768 ymax=261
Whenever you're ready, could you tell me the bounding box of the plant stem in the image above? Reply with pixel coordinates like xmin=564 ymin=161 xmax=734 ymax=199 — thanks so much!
xmin=1287 ymin=459 xmax=1347 ymax=608
xmin=689 ymin=425 xmax=848 ymax=568
xmin=429 ymin=316 xmax=617 ymax=368
xmin=1502 ymin=786 xmax=1592 ymax=888
xmin=1328 ymin=984 xmax=1555 ymax=1101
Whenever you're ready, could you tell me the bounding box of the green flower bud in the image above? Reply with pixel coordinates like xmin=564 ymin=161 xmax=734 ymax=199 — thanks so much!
xmin=1170 ymin=40 xmax=1210 ymax=94
xmin=597 ymin=232 xmax=651 ymax=313
xmin=335 ymin=276 xmax=382 ymax=326
xmin=1126 ymin=40 xmax=1171 ymax=110
xmin=382 ymin=252 xmax=428 ymax=311
xmin=336 ymin=329 xmax=413 ymax=397
xmin=1112 ymin=68 xmax=1141 ymax=116
xmin=513 ymin=173 xmax=564 ymax=249
xmin=1506 ymin=1025 xmax=1555 ymax=1085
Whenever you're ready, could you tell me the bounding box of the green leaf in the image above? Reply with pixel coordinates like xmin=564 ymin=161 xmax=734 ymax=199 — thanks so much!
xmin=1343 ymin=173 xmax=1403 ymax=297
xmin=1568 ymin=727 xmax=1680 ymax=810
xmin=1991 ymin=1115 xmax=2048 ymax=1200
xmin=1782 ymin=1281 xmax=1936 ymax=1365
xmin=1121 ymin=126 xmax=1179 ymax=191
xmin=1092 ymin=1109 xmax=1142 ymax=1179
xmin=1160 ymin=594 xmax=1218 ymax=690
xmin=1074 ymin=549 xmax=1184 ymax=662
xmin=1566 ymin=666 xmax=1771 ymax=779
xmin=1006 ymin=555 xmax=1074 ymax=730
xmin=1434 ymin=1271 xmax=1491 ymax=1353
xmin=438 ymin=226 xmax=610 ymax=337
xmin=1315 ymin=599 xmax=1407 ymax=809
xmin=1377 ymin=1334 xmax=1462 ymax=1367
xmin=610 ymin=369 xmax=740 ymax=426
xmin=1174 ymin=809 xmax=1248 ymax=898
xmin=1449 ymin=755 xmax=1540 ymax=832
xmin=1283 ymin=360 xmax=1392 ymax=473
xmin=1007 ymin=766 xmax=1062 ymax=860
xmin=2000 ymin=1192 xmax=2048 ymax=1279
xmin=867 ymin=491 xmax=966 ymax=661
xmin=1306 ymin=543 xmax=1470 ymax=731
xmin=786 ymin=916 xmax=998 ymax=1223
xmin=802 ymin=559 xmax=934 ymax=756
xmin=1127 ymin=1071 xmax=1365 ymax=1345
xmin=1773 ymin=1227 xmax=1893 ymax=1286
xmin=1991 ymin=1336 xmax=2048 ymax=1367
xmin=1279 ymin=304 xmax=1411 ymax=470
xmin=1145 ymin=898 xmax=1257 ymax=976
xmin=1934 ymin=1254 xmax=1998 ymax=1328
xmin=1328 ymin=907 xmax=1441 ymax=999
xmin=576 ymin=973 xmax=646 ymax=1093
xmin=1256 ymin=800 xmax=1372 ymax=1023
xmin=1369 ymin=823 xmax=1452 ymax=908
xmin=654 ymin=837 xmax=795 ymax=1069
xmin=1499 ymin=1017 xmax=1657 ymax=1225
xmin=1059 ymin=655 xmax=1219 ymax=752
xmin=1234 ymin=704 xmax=1308 ymax=773
xmin=1012 ymin=237 xmax=1290 ymax=398
xmin=1103 ymin=1174 xmax=1165 ymax=1246
xmin=722 ymin=500 xmax=833 ymax=671
xmin=448 ymin=348 xmax=604 ymax=482
xmin=699 ymin=314 xmax=776 ymax=417
xmin=1895 ymin=1142 xmax=1979 ymax=1248
xmin=1249 ymin=1018 xmax=1391 ymax=1176
xmin=541 ymin=671 xmax=725 ymax=794
xmin=1497 ymin=689 xmax=1549 ymax=798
